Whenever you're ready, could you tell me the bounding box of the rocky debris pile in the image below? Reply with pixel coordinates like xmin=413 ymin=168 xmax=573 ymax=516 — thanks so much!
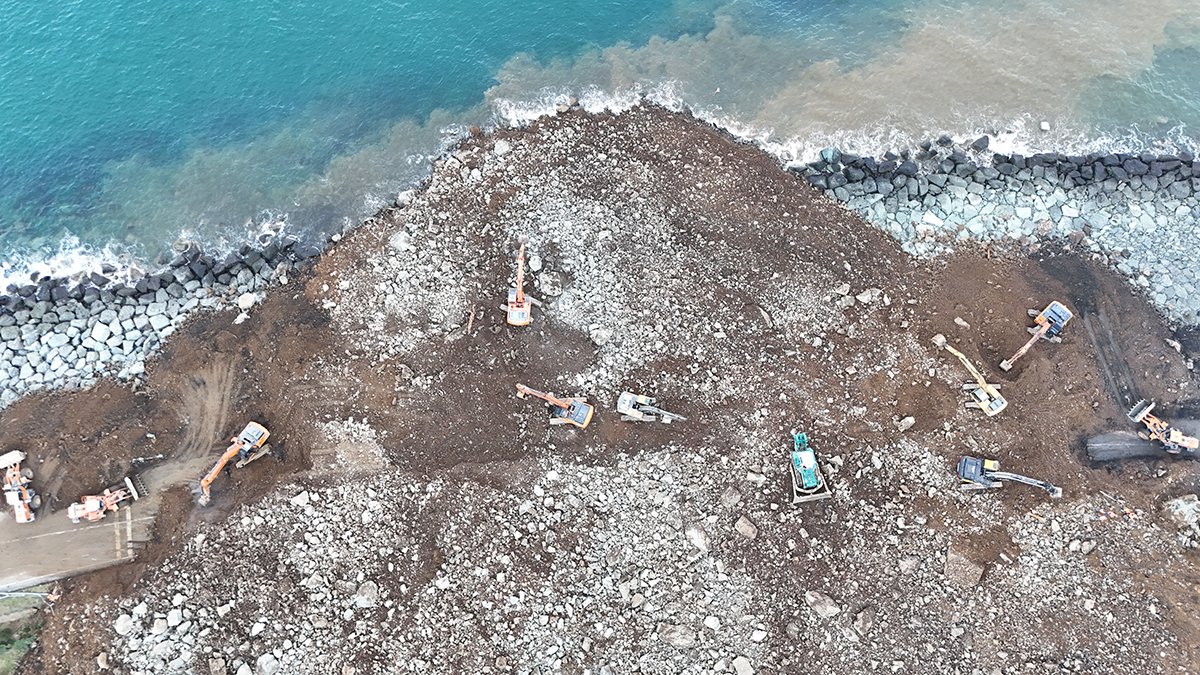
xmin=793 ymin=143 xmax=1200 ymax=323
xmin=1165 ymin=494 xmax=1200 ymax=548
xmin=93 ymin=424 xmax=1187 ymax=674
xmin=0 ymin=237 xmax=317 ymax=407
xmin=323 ymin=113 xmax=884 ymax=402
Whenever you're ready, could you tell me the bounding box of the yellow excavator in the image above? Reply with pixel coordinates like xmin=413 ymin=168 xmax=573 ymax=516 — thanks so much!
xmin=197 ymin=422 xmax=271 ymax=506
xmin=932 ymin=334 xmax=1008 ymax=417
xmin=1128 ymin=400 xmax=1199 ymax=455
xmin=515 ymin=384 xmax=594 ymax=429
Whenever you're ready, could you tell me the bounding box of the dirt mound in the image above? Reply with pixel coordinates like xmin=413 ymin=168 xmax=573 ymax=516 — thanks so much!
xmin=8 ymin=106 xmax=1199 ymax=674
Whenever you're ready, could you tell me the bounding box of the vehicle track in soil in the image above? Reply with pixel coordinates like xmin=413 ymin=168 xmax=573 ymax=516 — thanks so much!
xmin=174 ymin=359 xmax=240 ymax=463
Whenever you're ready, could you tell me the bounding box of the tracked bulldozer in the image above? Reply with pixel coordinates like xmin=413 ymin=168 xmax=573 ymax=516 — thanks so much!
xmin=67 ymin=475 xmax=146 ymax=523
xmin=197 ymin=422 xmax=272 ymax=506
xmin=957 ymin=456 xmax=1062 ymax=498
xmin=615 ymin=392 xmax=686 ymax=423
xmin=932 ymin=334 xmax=1008 ymax=417
xmin=515 ymin=384 xmax=594 ymax=429
xmin=1000 ymin=301 xmax=1073 ymax=371
xmin=1128 ymin=400 xmax=1199 ymax=454
xmin=789 ymin=432 xmax=832 ymax=504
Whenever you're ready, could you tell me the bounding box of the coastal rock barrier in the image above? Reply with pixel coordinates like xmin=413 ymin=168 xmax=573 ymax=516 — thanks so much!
xmin=791 ymin=138 xmax=1200 ymax=324
xmin=0 ymin=236 xmax=322 ymax=407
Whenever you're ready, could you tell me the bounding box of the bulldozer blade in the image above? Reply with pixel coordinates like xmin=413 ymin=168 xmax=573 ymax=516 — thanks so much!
xmin=1127 ymin=399 xmax=1154 ymax=423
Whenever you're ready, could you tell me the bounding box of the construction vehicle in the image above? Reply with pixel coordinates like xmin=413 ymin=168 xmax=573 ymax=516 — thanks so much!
xmin=999 ymin=301 xmax=1073 ymax=371
xmin=501 ymin=242 xmax=537 ymax=326
xmin=1128 ymin=400 xmax=1199 ymax=454
xmin=197 ymin=422 xmax=272 ymax=506
xmin=615 ymin=392 xmax=687 ymax=423
xmin=932 ymin=334 xmax=1008 ymax=417
xmin=1 ymin=451 xmax=40 ymax=524
xmin=789 ymin=432 xmax=832 ymax=504
xmin=515 ymin=384 xmax=594 ymax=429
xmin=957 ymin=456 xmax=1063 ymax=498
xmin=67 ymin=475 xmax=146 ymax=523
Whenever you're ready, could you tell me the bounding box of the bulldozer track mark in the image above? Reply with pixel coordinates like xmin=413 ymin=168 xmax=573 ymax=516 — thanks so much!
xmin=176 ymin=361 xmax=240 ymax=461
xmin=1081 ymin=308 xmax=1139 ymax=408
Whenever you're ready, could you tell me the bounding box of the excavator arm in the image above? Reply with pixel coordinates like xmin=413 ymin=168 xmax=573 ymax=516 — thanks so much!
xmin=514 ymin=243 xmax=526 ymax=306
xmin=198 ymin=441 xmax=244 ymax=506
xmin=1000 ymin=322 xmax=1050 ymax=371
xmin=987 ymin=470 xmax=1063 ymax=498
xmin=515 ymin=383 xmax=571 ymax=410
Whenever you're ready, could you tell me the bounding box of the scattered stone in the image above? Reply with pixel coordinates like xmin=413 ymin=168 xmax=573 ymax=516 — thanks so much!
xmin=657 ymin=623 xmax=696 ymax=648
xmin=732 ymin=655 xmax=754 ymax=675
xmin=719 ymin=485 xmax=742 ymax=508
xmin=237 ymin=293 xmax=258 ymax=311
xmin=113 ymin=614 xmax=134 ymax=636
xmin=355 ymin=580 xmax=380 ymax=608
xmin=895 ymin=416 xmax=916 ymax=432
xmin=289 ymin=491 xmax=311 ymax=508
xmin=804 ymin=590 xmax=841 ymax=618
xmin=734 ymin=515 xmax=759 ymax=539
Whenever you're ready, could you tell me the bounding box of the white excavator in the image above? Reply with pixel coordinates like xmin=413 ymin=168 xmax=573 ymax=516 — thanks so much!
xmin=932 ymin=334 xmax=1008 ymax=417
xmin=615 ymin=392 xmax=687 ymax=423
xmin=1 ymin=451 xmax=40 ymax=524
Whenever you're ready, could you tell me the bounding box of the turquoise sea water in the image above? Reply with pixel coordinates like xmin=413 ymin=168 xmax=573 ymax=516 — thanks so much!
xmin=2 ymin=0 xmax=1198 ymax=279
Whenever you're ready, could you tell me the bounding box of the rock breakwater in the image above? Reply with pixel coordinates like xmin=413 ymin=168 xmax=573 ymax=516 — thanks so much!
xmin=0 ymin=237 xmax=321 ymax=407
xmin=793 ymin=140 xmax=1200 ymax=324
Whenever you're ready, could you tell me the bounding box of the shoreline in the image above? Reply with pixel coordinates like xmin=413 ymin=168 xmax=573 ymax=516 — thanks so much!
xmin=2 ymin=105 xmax=1199 ymax=408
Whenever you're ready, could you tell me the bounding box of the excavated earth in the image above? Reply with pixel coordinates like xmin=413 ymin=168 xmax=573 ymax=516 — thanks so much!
xmin=5 ymin=106 xmax=1199 ymax=674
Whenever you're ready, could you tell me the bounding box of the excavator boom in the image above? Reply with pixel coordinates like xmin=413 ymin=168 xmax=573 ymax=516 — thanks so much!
xmin=514 ymin=243 xmax=526 ymax=305
xmin=1000 ymin=323 xmax=1049 ymax=371
xmin=515 ymin=383 xmax=571 ymax=409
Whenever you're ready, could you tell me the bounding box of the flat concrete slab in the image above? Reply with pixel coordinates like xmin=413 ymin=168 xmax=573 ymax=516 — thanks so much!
xmin=0 ymin=505 xmax=152 ymax=592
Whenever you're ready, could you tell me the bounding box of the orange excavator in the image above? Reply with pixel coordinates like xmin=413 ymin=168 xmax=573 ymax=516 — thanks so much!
xmin=999 ymin=301 xmax=1073 ymax=371
xmin=1128 ymin=400 xmax=1199 ymax=455
xmin=515 ymin=384 xmax=594 ymax=429
xmin=197 ymin=422 xmax=272 ymax=506
xmin=502 ymin=243 xmax=535 ymax=326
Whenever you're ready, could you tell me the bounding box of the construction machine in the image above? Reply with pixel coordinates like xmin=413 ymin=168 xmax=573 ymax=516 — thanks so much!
xmin=932 ymin=334 xmax=1008 ymax=417
xmin=197 ymin=422 xmax=272 ymax=506
xmin=515 ymin=384 xmax=594 ymax=429
xmin=789 ymin=432 xmax=832 ymax=504
xmin=957 ymin=456 xmax=1063 ymax=498
xmin=502 ymin=242 xmax=537 ymax=326
xmin=999 ymin=301 xmax=1073 ymax=371
xmin=1127 ymin=400 xmax=1199 ymax=454
xmin=67 ymin=475 xmax=146 ymax=523
xmin=1 ymin=451 xmax=40 ymax=524
xmin=615 ymin=392 xmax=687 ymax=423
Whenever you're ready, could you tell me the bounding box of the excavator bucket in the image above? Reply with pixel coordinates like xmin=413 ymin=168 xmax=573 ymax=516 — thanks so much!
xmin=1127 ymin=399 xmax=1155 ymax=423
